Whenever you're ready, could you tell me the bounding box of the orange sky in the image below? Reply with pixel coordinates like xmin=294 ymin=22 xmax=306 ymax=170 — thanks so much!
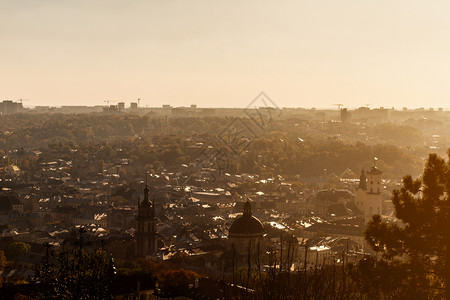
xmin=1 ymin=1 xmax=450 ymax=109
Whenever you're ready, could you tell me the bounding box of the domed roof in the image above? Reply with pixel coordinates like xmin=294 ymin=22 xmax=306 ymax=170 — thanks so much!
xmin=229 ymin=201 xmax=264 ymax=235
xmin=367 ymin=166 xmax=382 ymax=175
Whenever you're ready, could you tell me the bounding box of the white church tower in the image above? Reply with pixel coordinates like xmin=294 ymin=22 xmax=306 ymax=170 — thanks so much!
xmin=354 ymin=159 xmax=384 ymax=223
xmin=365 ymin=161 xmax=383 ymax=222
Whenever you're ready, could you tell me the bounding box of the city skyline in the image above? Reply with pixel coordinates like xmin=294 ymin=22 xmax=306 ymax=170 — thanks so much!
xmin=2 ymin=1 xmax=450 ymax=109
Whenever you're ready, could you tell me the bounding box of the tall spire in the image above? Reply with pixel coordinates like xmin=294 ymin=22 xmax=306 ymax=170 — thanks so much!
xmin=144 ymin=183 xmax=149 ymax=202
xmin=141 ymin=174 xmax=151 ymax=206
xmin=135 ymin=175 xmax=158 ymax=257
xmin=243 ymin=200 xmax=252 ymax=216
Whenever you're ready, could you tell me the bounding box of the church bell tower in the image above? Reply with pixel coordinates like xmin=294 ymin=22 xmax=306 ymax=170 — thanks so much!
xmin=135 ymin=183 xmax=158 ymax=257
xmin=365 ymin=160 xmax=383 ymax=222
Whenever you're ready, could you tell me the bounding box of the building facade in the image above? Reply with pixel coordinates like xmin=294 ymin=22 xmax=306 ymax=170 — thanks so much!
xmin=354 ymin=166 xmax=383 ymax=223
xmin=365 ymin=166 xmax=383 ymax=221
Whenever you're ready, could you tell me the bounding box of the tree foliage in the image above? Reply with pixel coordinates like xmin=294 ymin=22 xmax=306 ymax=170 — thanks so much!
xmin=365 ymin=151 xmax=450 ymax=298
xmin=0 ymin=114 xmax=425 ymax=178
xmin=7 ymin=242 xmax=31 ymax=259
xmin=34 ymin=229 xmax=114 ymax=300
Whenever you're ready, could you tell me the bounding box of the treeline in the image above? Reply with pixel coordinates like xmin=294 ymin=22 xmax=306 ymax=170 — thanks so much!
xmin=0 ymin=114 xmax=425 ymax=178
xmin=0 ymin=113 xmax=426 ymax=149
xmin=0 ymin=114 xmax=154 ymax=149
xmin=10 ymin=133 xmax=423 ymax=179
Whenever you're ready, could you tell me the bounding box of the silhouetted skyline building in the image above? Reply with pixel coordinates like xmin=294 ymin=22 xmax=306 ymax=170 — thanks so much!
xmin=0 ymin=100 xmax=23 ymax=114
xmin=135 ymin=183 xmax=158 ymax=257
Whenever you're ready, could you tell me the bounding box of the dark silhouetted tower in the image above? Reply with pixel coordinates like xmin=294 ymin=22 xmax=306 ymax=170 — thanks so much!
xmin=135 ymin=184 xmax=158 ymax=257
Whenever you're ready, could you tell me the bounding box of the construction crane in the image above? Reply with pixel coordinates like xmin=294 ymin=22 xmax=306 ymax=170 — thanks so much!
xmin=17 ymin=98 xmax=29 ymax=104
xmin=333 ymin=104 xmax=343 ymax=111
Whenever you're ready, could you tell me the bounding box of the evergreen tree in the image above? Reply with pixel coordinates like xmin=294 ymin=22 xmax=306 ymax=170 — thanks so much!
xmin=365 ymin=151 xmax=450 ymax=298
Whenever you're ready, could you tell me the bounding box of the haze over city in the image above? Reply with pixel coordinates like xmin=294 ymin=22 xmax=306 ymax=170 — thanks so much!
xmin=2 ymin=1 xmax=450 ymax=109
xmin=4 ymin=2 xmax=450 ymax=299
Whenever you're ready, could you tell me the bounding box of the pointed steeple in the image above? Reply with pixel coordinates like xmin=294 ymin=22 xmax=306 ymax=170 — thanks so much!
xmin=140 ymin=183 xmax=151 ymax=206
xmin=135 ymin=176 xmax=158 ymax=257
xmin=243 ymin=200 xmax=252 ymax=216
xmin=140 ymin=173 xmax=151 ymax=207
xmin=144 ymin=184 xmax=149 ymax=200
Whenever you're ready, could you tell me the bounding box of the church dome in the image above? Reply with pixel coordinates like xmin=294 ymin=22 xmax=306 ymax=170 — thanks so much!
xmin=229 ymin=201 xmax=264 ymax=235
xmin=367 ymin=166 xmax=382 ymax=175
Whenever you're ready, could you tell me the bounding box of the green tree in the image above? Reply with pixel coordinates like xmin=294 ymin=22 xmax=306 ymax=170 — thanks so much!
xmin=7 ymin=242 xmax=31 ymax=259
xmin=365 ymin=151 xmax=450 ymax=298
xmin=158 ymin=268 xmax=197 ymax=294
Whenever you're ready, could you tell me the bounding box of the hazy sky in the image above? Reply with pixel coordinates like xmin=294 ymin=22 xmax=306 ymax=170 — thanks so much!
xmin=1 ymin=1 xmax=450 ymax=109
